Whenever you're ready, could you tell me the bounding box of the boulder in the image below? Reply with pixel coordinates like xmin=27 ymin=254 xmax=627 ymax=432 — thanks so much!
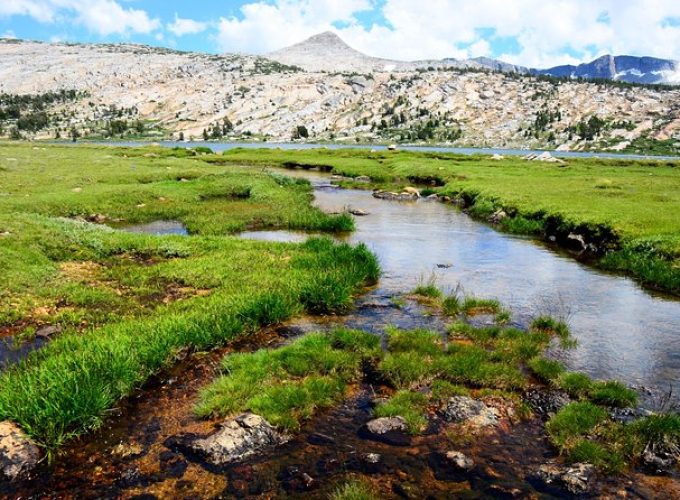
xmin=441 ymin=396 xmax=498 ymax=427
xmin=0 ymin=421 xmax=40 ymax=481
xmin=354 ymin=175 xmax=371 ymax=183
xmin=531 ymin=463 xmax=595 ymax=494
xmin=169 ymin=413 xmax=288 ymax=467
xmin=402 ymin=187 xmax=420 ymax=196
xmin=491 ymin=154 xmax=505 ymax=160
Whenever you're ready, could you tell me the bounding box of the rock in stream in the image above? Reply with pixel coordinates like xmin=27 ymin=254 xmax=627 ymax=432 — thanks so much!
xmin=167 ymin=413 xmax=288 ymax=467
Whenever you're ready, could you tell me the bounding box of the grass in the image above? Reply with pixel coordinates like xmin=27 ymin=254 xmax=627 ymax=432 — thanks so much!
xmin=195 ymin=330 xmax=381 ymax=430
xmin=208 ymin=147 xmax=680 ymax=294
xmin=527 ymin=356 xmax=566 ymax=383
xmin=330 ymin=478 xmax=380 ymax=500
xmin=0 ymin=144 xmax=381 ymax=455
xmin=373 ymin=390 xmax=429 ymax=433
xmin=546 ymin=402 xmax=609 ymax=448
xmin=547 ymin=404 xmax=680 ymax=473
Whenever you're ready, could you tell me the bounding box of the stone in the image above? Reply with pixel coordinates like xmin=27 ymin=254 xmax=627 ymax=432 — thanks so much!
xmin=402 ymin=187 xmax=420 ymax=196
xmin=373 ymin=191 xmax=418 ymax=202
xmin=387 ymin=144 xmax=398 ymax=151
xmin=111 ymin=442 xmax=144 ymax=459
xmin=366 ymin=416 xmax=407 ymax=434
xmin=490 ymin=153 xmax=505 ymax=160
xmin=441 ymin=396 xmax=498 ymax=427
xmin=354 ymin=175 xmax=371 ymax=183
xmin=362 ymin=416 xmax=410 ymax=446
xmin=0 ymin=421 xmax=40 ymax=481
xmin=35 ymin=324 xmax=62 ymax=339
xmin=436 ymin=263 xmax=453 ymax=269
xmin=72 ymin=187 xmax=82 ymax=193
xmin=488 ymin=209 xmax=507 ymax=224
xmin=523 ymin=388 xmax=571 ymax=419
xmin=169 ymin=413 xmax=288 ymax=466
xmin=532 ymin=463 xmax=595 ymax=494
xmin=348 ymin=208 xmax=369 ymax=216
xmin=444 ymin=451 xmax=474 ymax=471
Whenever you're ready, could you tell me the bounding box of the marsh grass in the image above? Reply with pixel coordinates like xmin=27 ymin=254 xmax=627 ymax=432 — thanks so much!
xmin=330 ymin=477 xmax=380 ymax=500
xmin=0 ymin=144 xmax=381 ymax=454
xmin=373 ymin=390 xmax=429 ymax=433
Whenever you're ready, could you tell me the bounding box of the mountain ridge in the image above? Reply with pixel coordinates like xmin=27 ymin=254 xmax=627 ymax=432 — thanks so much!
xmin=268 ymin=31 xmax=679 ymax=85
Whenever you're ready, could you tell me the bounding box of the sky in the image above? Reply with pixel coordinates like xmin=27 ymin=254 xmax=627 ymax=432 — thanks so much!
xmin=0 ymin=1 xmax=679 ymax=68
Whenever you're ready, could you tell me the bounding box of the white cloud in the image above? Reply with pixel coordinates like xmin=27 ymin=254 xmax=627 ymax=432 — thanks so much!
xmin=0 ymin=0 xmax=160 ymax=36
xmin=214 ymin=0 xmax=680 ymax=67
xmin=2 ymin=30 xmax=17 ymax=39
xmin=167 ymin=14 xmax=208 ymax=37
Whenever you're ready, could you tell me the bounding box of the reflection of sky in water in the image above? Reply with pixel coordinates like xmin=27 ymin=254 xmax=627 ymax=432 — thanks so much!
xmin=280 ymin=169 xmax=680 ymax=395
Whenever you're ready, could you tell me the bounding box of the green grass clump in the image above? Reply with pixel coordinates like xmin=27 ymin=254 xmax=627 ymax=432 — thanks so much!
xmin=546 ymin=402 xmax=609 ymax=448
xmin=528 ymin=356 xmax=566 ymax=383
xmin=374 ymin=390 xmax=429 ymax=433
xmin=588 ymin=381 xmax=638 ymax=408
xmin=442 ymin=293 xmax=461 ymax=316
xmin=330 ymin=478 xmax=380 ymax=500
xmin=385 ymin=328 xmax=442 ymax=355
xmin=461 ymin=296 xmax=501 ymax=315
xmin=430 ymin=380 xmax=470 ymax=402
xmin=557 ymin=372 xmax=594 ymax=399
xmin=567 ymin=439 xmax=625 ymax=473
xmin=411 ymin=284 xmax=442 ymax=299
xmin=378 ymin=351 xmax=436 ymax=388
xmin=195 ymin=331 xmax=377 ymax=430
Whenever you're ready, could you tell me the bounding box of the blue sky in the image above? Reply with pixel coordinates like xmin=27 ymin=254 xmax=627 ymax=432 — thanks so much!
xmin=1 ymin=1 xmax=679 ymax=67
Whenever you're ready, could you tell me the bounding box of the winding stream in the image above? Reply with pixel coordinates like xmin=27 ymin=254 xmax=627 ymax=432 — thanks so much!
xmin=262 ymin=168 xmax=680 ymax=401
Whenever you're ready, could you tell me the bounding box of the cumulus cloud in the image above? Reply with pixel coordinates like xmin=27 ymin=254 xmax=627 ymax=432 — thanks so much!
xmin=0 ymin=0 xmax=160 ymax=36
xmin=167 ymin=14 xmax=208 ymax=37
xmin=214 ymin=0 xmax=680 ymax=67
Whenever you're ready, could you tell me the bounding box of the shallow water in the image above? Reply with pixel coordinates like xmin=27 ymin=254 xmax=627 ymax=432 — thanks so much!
xmin=101 ymin=140 xmax=680 ymax=160
xmin=119 ymin=220 xmax=189 ymax=236
xmin=263 ymin=168 xmax=680 ymax=401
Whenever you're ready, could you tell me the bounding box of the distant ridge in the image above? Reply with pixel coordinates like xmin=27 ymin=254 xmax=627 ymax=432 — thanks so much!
xmin=268 ymin=32 xmax=680 ymax=84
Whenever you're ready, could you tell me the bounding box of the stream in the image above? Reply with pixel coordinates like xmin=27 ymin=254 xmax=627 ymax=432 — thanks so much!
xmin=257 ymin=168 xmax=680 ymax=403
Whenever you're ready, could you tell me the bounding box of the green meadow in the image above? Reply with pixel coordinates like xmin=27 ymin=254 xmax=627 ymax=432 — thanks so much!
xmin=210 ymin=147 xmax=680 ymax=294
xmin=0 ymin=143 xmax=378 ymax=453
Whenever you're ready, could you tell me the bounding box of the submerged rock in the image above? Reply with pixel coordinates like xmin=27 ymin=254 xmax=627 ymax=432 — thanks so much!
xmin=441 ymin=396 xmax=498 ymax=427
xmin=444 ymin=451 xmax=475 ymax=471
xmin=531 ymin=463 xmax=595 ymax=494
xmin=361 ymin=416 xmax=410 ymax=446
xmin=169 ymin=413 xmax=288 ymax=467
xmin=0 ymin=421 xmax=40 ymax=481
xmin=348 ymin=208 xmax=369 ymax=216
xmin=372 ymin=191 xmax=419 ymax=201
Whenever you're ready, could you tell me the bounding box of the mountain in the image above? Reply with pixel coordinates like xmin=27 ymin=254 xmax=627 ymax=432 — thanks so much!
xmin=0 ymin=38 xmax=678 ymax=153
xmin=538 ymin=55 xmax=680 ymax=85
xmin=269 ymin=32 xmax=679 ymax=85
xmin=268 ymin=31 xmax=413 ymax=72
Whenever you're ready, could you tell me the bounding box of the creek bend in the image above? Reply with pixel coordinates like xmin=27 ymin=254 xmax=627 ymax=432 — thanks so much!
xmin=265 ymin=167 xmax=680 ymax=401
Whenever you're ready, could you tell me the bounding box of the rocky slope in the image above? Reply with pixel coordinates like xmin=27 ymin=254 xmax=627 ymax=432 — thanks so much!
xmin=0 ymin=38 xmax=679 ymax=152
